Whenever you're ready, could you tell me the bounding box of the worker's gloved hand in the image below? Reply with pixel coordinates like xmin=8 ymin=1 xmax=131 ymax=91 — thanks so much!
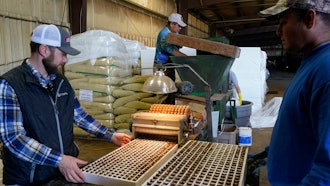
xmin=238 ymin=92 xmax=243 ymax=105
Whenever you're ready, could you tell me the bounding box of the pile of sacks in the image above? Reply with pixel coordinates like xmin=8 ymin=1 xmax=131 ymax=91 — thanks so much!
xmin=65 ymin=30 xmax=166 ymax=136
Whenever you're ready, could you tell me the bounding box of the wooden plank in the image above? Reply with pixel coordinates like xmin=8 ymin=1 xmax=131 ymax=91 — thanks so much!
xmin=167 ymin=33 xmax=241 ymax=58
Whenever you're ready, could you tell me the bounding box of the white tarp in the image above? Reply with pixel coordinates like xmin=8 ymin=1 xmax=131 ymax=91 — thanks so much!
xmin=230 ymin=47 xmax=268 ymax=113
xmin=250 ymin=97 xmax=282 ymax=128
xmin=67 ymin=30 xmax=130 ymax=65
xmin=230 ymin=47 xmax=283 ymax=128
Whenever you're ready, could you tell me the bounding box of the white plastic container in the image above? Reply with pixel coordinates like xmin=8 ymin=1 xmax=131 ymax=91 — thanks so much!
xmin=212 ymin=111 xmax=220 ymax=138
xmin=238 ymin=127 xmax=252 ymax=146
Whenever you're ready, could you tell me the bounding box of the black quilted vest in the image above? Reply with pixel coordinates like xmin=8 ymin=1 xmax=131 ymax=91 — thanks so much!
xmin=0 ymin=59 xmax=78 ymax=185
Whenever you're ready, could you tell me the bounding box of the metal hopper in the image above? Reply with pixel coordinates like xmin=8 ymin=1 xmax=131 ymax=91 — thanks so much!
xmin=170 ymin=55 xmax=234 ymax=96
xmin=167 ymin=34 xmax=241 ymax=141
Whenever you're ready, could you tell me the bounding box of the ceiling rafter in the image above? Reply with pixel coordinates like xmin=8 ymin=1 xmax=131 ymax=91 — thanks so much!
xmin=179 ymin=0 xmax=280 ymax=47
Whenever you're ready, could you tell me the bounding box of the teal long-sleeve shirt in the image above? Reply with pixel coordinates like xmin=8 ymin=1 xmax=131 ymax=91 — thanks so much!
xmin=154 ymin=26 xmax=180 ymax=64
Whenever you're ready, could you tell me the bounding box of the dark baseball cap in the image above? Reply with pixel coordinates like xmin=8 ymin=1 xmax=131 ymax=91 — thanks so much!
xmin=259 ymin=0 xmax=330 ymax=17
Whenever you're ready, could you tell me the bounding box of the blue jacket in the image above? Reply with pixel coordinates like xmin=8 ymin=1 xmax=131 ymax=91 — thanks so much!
xmin=268 ymin=42 xmax=330 ymax=185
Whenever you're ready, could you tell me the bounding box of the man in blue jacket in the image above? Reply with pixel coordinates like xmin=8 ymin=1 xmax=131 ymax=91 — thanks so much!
xmin=259 ymin=0 xmax=330 ymax=185
xmin=0 ymin=24 xmax=131 ymax=185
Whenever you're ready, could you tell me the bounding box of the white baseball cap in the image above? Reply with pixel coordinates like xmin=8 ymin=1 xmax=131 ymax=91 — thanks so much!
xmin=168 ymin=13 xmax=187 ymax=27
xmin=31 ymin=24 xmax=80 ymax=56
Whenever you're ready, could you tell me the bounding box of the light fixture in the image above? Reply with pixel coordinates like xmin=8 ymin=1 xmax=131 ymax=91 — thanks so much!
xmin=142 ymin=69 xmax=178 ymax=94
xmin=142 ymin=63 xmax=214 ymax=141
xmin=142 ymin=63 xmax=210 ymax=95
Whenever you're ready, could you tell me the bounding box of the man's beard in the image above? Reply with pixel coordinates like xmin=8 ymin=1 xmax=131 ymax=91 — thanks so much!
xmin=42 ymin=53 xmax=59 ymax=74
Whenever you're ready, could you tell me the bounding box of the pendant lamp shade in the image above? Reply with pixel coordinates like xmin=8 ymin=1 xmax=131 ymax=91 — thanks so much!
xmin=142 ymin=70 xmax=177 ymax=94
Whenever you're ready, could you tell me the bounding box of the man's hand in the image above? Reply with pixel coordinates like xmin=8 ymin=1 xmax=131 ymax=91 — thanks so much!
xmin=112 ymin=132 xmax=131 ymax=146
xmin=58 ymin=155 xmax=88 ymax=183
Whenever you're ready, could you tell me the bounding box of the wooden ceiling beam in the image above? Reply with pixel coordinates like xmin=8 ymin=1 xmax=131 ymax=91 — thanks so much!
xmin=180 ymin=0 xmax=232 ymax=9
xmin=233 ymin=25 xmax=278 ymax=36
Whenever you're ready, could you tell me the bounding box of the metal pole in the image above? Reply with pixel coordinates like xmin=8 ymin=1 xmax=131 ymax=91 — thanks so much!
xmin=204 ymin=85 xmax=213 ymax=142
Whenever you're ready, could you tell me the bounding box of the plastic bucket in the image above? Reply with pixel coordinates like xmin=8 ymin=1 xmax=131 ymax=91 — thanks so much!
xmin=226 ymin=100 xmax=253 ymax=127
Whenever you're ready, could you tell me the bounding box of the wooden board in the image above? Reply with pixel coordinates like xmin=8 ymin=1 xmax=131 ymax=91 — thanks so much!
xmin=167 ymin=33 xmax=241 ymax=58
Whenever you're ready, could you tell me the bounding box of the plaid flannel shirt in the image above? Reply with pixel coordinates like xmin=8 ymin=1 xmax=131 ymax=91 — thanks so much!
xmin=0 ymin=62 xmax=114 ymax=167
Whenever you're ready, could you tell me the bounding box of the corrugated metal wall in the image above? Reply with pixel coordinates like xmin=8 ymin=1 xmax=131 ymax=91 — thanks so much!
xmin=0 ymin=0 xmax=209 ymax=74
xmin=86 ymin=0 xmax=209 ymax=47
xmin=0 ymin=0 xmax=70 ymax=74
xmin=187 ymin=13 xmax=209 ymax=39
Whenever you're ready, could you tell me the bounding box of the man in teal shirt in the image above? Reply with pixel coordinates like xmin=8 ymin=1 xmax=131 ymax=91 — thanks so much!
xmin=154 ymin=13 xmax=187 ymax=104
xmin=154 ymin=13 xmax=187 ymax=68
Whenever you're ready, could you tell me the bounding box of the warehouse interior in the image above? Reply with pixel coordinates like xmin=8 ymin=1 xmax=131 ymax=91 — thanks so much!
xmin=0 ymin=0 xmax=299 ymax=185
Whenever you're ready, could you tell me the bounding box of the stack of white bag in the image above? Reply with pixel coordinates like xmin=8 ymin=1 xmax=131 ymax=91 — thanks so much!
xmin=66 ymin=30 xmax=163 ymax=132
xmin=66 ymin=30 xmax=133 ymax=129
xmin=111 ymin=75 xmax=167 ymax=130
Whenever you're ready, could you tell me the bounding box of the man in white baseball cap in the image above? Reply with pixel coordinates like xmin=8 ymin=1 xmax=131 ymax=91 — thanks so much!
xmin=257 ymin=0 xmax=330 ymax=185
xmin=154 ymin=13 xmax=188 ymax=104
xmin=31 ymin=24 xmax=80 ymax=56
xmin=168 ymin=13 xmax=187 ymax=27
xmin=0 ymin=24 xmax=131 ymax=185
